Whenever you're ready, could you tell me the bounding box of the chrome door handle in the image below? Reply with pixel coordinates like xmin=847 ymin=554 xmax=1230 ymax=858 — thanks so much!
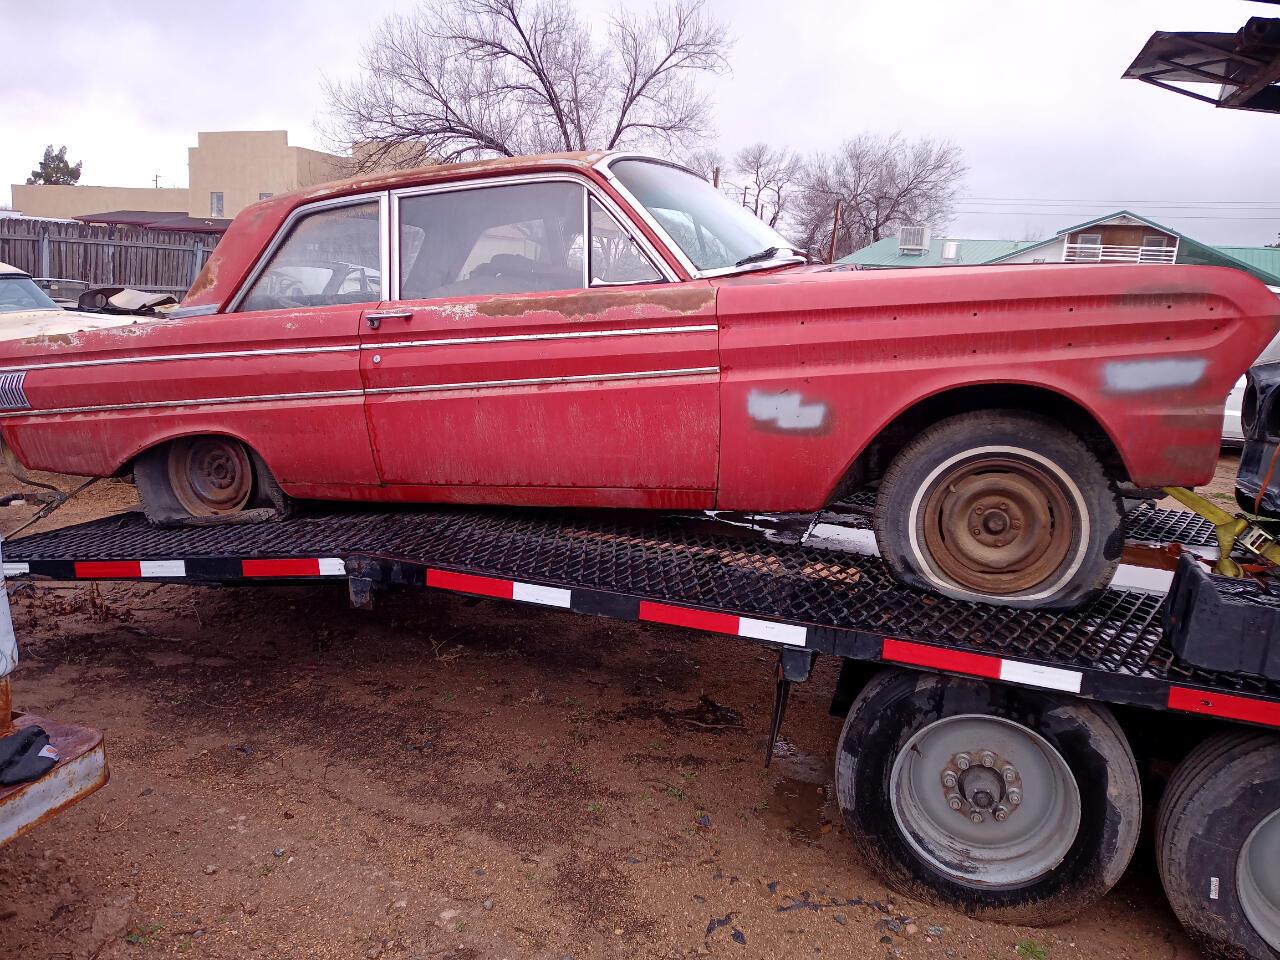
xmin=365 ymin=309 xmax=413 ymax=329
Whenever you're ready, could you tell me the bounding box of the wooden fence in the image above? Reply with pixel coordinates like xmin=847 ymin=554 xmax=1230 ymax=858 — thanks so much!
xmin=0 ymin=218 xmax=222 ymax=298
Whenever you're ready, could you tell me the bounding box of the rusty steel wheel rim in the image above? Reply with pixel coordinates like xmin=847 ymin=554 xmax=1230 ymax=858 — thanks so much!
xmin=167 ymin=437 xmax=253 ymax=516
xmin=921 ymin=456 xmax=1075 ymax=596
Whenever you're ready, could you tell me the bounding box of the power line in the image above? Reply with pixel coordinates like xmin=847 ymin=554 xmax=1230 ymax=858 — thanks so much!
xmin=959 ymin=197 xmax=1280 ymax=206
xmin=954 ymin=210 xmax=1280 ymax=220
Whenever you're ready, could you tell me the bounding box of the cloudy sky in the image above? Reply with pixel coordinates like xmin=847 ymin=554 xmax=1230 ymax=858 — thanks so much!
xmin=4 ymin=0 xmax=1279 ymax=244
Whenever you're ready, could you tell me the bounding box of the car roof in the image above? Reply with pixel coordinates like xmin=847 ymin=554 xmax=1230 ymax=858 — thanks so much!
xmin=0 ymin=261 xmax=31 ymax=278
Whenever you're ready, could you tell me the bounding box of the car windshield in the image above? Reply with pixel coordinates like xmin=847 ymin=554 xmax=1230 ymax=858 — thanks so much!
xmin=0 ymin=275 xmax=59 ymax=314
xmin=610 ymin=159 xmax=800 ymax=273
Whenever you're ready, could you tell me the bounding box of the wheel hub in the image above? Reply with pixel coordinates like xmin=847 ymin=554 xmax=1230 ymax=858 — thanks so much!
xmin=941 ymin=749 xmax=1023 ymax=825
xmin=921 ymin=456 xmax=1076 ymax=595
xmin=166 ymin=438 xmax=253 ymax=516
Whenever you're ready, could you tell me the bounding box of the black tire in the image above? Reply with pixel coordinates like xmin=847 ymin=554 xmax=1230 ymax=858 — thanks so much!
xmin=134 ymin=438 xmax=292 ymax=526
xmin=1156 ymin=732 xmax=1280 ymax=960
xmin=834 ymin=669 xmax=1141 ymax=926
xmin=873 ymin=410 xmax=1123 ymax=609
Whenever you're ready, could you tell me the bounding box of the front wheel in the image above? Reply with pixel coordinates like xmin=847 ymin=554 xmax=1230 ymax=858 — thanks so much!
xmin=873 ymin=410 xmax=1123 ymax=609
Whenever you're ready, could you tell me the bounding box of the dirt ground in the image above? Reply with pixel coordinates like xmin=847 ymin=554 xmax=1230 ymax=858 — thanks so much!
xmin=0 ymin=468 xmax=1225 ymax=960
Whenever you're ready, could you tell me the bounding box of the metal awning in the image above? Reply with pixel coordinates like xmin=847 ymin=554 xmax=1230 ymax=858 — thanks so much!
xmin=1123 ymin=15 xmax=1280 ymax=114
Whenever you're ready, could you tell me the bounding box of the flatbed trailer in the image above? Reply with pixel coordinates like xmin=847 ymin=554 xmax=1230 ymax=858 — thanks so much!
xmin=6 ymin=500 xmax=1279 ymax=959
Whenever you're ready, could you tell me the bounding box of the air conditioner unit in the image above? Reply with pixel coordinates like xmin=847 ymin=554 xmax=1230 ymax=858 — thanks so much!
xmin=898 ymin=226 xmax=931 ymax=255
xmin=941 ymin=240 xmax=960 ymax=262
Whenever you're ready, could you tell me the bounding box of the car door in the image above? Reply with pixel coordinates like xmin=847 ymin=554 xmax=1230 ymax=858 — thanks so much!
xmin=359 ymin=176 xmax=720 ymax=507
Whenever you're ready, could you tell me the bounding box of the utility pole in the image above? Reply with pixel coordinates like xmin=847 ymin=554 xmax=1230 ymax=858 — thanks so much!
xmin=827 ymin=199 xmax=843 ymax=264
xmin=712 ymin=166 xmax=720 ymax=189
xmin=153 ymin=174 xmax=161 ymax=188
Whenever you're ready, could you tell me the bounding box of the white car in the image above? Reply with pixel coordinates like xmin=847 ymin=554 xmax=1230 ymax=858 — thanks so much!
xmin=1225 ymin=288 xmax=1280 ymax=446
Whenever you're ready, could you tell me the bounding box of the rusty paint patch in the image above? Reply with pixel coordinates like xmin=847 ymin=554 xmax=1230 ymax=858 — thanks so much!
xmin=475 ymin=286 xmax=714 ymax=320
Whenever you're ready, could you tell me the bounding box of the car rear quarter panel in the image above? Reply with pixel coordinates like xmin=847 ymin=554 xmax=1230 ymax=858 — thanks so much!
xmin=715 ymin=264 xmax=1280 ymax=511
xmin=0 ymin=307 xmax=377 ymax=484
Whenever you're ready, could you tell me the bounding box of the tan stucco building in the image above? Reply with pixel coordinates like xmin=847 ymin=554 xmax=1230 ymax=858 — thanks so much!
xmin=11 ymin=130 xmax=350 ymax=222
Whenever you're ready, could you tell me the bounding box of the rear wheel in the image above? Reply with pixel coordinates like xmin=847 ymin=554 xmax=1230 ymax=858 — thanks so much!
xmin=1157 ymin=732 xmax=1280 ymax=960
xmin=135 ymin=437 xmax=290 ymax=525
xmin=874 ymin=410 xmax=1123 ymax=609
xmin=834 ymin=669 xmax=1141 ymax=925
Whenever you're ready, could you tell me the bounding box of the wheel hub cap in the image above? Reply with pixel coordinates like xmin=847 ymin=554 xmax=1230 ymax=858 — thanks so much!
xmin=922 ymin=457 xmax=1076 ymax=595
xmin=1239 ymin=808 xmax=1280 ymax=951
xmin=167 ymin=438 xmax=253 ymax=516
xmin=890 ymin=715 xmax=1081 ymax=888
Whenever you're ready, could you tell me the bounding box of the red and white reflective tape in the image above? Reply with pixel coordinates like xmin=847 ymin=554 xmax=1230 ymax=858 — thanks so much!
xmin=882 ymin=637 xmax=1084 ymax=694
xmin=637 ymin=600 xmax=808 ymax=646
xmin=71 ymin=560 xmax=188 ymax=578
xmin=425 ymin=569 xmax=571 ymax=609
xmin=1168 ymin=686 xmax=1280 ymax=727
xmin=240 ymin=558 xmax=345 ymax=578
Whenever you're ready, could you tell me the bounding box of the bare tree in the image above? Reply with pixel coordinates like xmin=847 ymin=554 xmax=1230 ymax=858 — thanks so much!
xmin=730 ymin=142 xmax=798 ymax=229
xmin=678 ymin=146 xmax=724 ymax=183
xmin=326 ymin=0 xmax=730 ymax=170
xmin=790 ymin=133 xmax=967 ymax=261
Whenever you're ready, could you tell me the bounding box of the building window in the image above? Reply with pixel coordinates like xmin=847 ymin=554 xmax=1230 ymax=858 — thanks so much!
xmin=259 ymin=192 xmax=273 ymax=201
xmin=210 ymin=192 xmax=224 ymax=217
xmin=1076 ymin=233 xmax=1103 ymax=246
xmin=1143 ymin=235 xmax=1169 ymax=248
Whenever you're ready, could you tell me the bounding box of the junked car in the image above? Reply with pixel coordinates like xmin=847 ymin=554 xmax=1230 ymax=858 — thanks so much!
xmin=0 ymin=153 xmax=1276 ymax=609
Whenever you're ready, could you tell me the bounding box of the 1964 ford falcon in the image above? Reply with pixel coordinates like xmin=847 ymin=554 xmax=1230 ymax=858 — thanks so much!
xmin=1 ymin=152 xmax=1276 ymax=609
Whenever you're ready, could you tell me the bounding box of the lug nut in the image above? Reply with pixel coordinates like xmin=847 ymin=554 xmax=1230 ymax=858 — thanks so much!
xmin=947 ymin=795 xmax=964 ymax=811
xmin=993 ymin=805 xmax=1009 ymax=822
xmin=942 ymin=772 xmax=958 ymax=788
xmin=1012 ymin=520 xmax=1022 ymax=529
xmin=954 ymin=754 xmax=971 ymax=771
xmin=970 ymin=811 xmax=984 ymax=824
xmin=1002 ymin=765 xmax=1016 ymax=783
xmin=975 ymin=506 xmax=985 ymax=515
xmin=999 ymin=502 xmax=1008 ymax=510
xmin=980 ymin=752 xmax=996 ymax=768
xmin=1008 ymin=789 xmax=1022 ymax=805
xmin=972 ymin=528 xmax=981 ymax=536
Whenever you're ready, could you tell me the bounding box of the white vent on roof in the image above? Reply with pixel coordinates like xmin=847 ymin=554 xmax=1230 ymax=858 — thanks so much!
xmin=941 ymin=240 xmax=960 ymax=262
xmin=898 ymin=226 xmax=930 ymax=255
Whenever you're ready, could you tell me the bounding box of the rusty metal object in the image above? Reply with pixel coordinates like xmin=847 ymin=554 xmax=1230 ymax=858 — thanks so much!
xmin=167 ymin=437 xmax=253 ymax=516
xmin=0 ymin=712 xmax=108 ymax=848
xmin=922 ymin=457 xmax=1073 ymax=595
xmin=0 ymin=679 xmax=10 ymax=737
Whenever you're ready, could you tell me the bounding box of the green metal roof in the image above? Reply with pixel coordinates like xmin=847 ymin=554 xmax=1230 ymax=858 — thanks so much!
xmin=839 ymin=236 xmax=1036 ymax=268
xmin=1215 ymin=245 xmax=1280 ymax=285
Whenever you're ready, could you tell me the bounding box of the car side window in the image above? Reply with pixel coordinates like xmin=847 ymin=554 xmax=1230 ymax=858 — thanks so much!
xmin=398 ymin=182 xmax=585 ymax=300
xmin=238 ymin=201 xmax=382 ymax=312
xmin=589 ymin=199 xmax=662 ymax=285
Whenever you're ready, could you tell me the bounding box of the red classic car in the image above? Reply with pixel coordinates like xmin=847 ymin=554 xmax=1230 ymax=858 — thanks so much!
xmin=1 ymin=152 xmax=1276 ymax=608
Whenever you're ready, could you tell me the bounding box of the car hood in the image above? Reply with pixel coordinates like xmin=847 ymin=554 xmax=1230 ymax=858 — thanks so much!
xmin=0 ymin=307 xmax=137 ymax=344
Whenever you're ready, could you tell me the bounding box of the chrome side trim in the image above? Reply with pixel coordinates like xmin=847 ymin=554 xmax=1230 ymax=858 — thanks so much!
xmin=366 ymin=367 xmax=719 ymax=396
xmin=0 ymin=344 xmax=359 ymax=374
xmin=0 ymin=367 xmax=719 ymax=420
xmin=0 ymin=389 xmax=365 ymax=420
xmin=0 ymin=324 xmax=716 ymax=374
xmin=364 ymin=323 xmax=716 ymax=351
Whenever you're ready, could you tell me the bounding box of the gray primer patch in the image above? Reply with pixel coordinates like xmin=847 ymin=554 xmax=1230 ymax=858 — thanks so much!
xmin=747 ymin=389 xmax=828 ymax=430
xmin=1103 ymin=358 xmax=1208 ymax=393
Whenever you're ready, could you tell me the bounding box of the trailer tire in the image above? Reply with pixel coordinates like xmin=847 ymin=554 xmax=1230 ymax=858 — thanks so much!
xmin=873 ymin=410 xmax=1123 ymax=609
xmin=1156 ymin=732 xmax=1280 ymax=960
xmin=834 ymin=668 xmax=1141 ymax=926
xmin=135 ymin=438 xmax=292 ymax=526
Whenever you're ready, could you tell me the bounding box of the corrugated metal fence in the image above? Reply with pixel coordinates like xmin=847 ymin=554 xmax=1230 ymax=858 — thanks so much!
xmin=0 ymin=218 xmax=221 ymax=298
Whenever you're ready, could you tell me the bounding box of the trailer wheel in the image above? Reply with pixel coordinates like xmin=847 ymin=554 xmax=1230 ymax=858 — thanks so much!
xmin=873 ymin=410 xmax=1122 ymax=609
xmin=135 ymin=438 xmax=291 ymax=525
xmin=834 ymin=669 xmax=1141 ymax=925
xmin=1156 ymin=732 xmax=1280 ymax=960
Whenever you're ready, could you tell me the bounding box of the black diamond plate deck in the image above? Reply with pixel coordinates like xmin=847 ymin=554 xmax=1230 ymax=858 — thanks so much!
xmin=9 ymin=504 xmax=1276 ymax=700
